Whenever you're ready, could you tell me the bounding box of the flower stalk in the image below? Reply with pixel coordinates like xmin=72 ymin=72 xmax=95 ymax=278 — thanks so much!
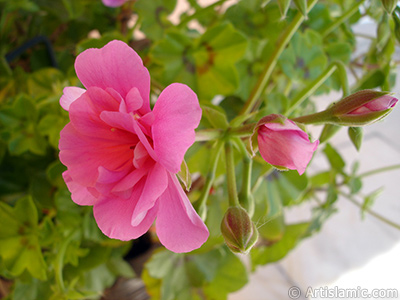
xmin=286 ymin=61 xmax=349 ymax=116
xmin=196 ymin=141 xmax=224 ymax=220
xmin=239 ymin=0 xmax=319 ymax=117
xmin=225 ymin=141 xmax=240 ymax=207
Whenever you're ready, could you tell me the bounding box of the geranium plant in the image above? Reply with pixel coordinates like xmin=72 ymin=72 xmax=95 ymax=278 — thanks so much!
xmin=0 ymin=0 xmax=399 ymax=299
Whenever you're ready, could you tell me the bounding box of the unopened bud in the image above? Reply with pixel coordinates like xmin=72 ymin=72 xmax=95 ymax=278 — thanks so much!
xmin=330 ymin=90 xmax=398 ymax=126
xmin=381 ymin=0 xmax=397 ymax=14
xmin=221 ymin=206 xmax=258 ymax=254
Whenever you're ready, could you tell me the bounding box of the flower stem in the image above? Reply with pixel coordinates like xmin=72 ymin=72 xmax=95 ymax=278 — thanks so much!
xmin=55 ymin=229 xmax=80 ymax=292
xmin=343 ymin=193 xmax=400 ymax=231
xmin=230 ymin=137 xmax=254 ymax=215
xmin=228 ymin=123 xmax=256 ymax=138
xmin=239 ymin=157 xmax=254 ymax=217
xmin=358 ymin=164 xmax=400 ymax=178
xmin=195 ymin=128 xmax=223 ymax=141
xmin=286 ymin=61 xmax=349 ymax=116
xmin=286 ymin=64 xmax=336 ymax=116
xmin=196 ymin=141 xmax=224 ymax=220
xmin=239 ymin=0 xmax=319 ymax=117
xmin=291 ymin=109 xmax=333 ymax=125
xmin=225 ymin=141 xmax=240 ymax=207
xmin=321 ymin=1 xmax=365 ymax=37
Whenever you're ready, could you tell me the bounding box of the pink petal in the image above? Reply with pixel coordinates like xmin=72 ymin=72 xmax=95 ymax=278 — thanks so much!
xmin=97 ymin=166 xmax=130 ymax=184
xmin=133 ymin=142 xmax=149 ymax=168
xmin=258 ymin=126 xmax=319 ymax=175
xmin=59 ymin=123 xmax=135 ymax=186
xmin=112 ymin=165 xmax=149 ymax=192
xmin=75 ymin=40 xmax=150 ymax=106
xmin=68 ymin=87 xmax=121 ymax=137
xmin=100 ymin=111 xmax=157 ymax=160
xmin=93 ymin=179 xmax=158 ymax=240
xmin=156 ymin=173 xmax=209 ymax=253
xmin=102 ymin=0 xmax=127 ymax=7
xmin=264 ymin=119 xmax=307 ymax=135
xmin=125 ymin=87 xmax=144 ymax=113
xmin=62 ymin=171 xmax=97 ymax=205
xmin=152 ymin=83 xmax=201 ymax=173
xmin=364 ymin=95 xmax=398 ymax=111
xmin=60 ymin=87 xmax=86 ymax=111
xmin=131 ymin=163 xmax=168 ymax=226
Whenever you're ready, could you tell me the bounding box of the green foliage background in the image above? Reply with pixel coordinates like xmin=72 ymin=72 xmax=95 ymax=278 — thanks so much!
xmin=0 ymin=0 xmax=399 ymax=299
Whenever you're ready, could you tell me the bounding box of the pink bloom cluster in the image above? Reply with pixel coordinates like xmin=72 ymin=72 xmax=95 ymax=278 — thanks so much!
xmin=255 ymin=114 xmax=319 ymax=175
xmin=59 ymin=40 xmax=209 ymax=253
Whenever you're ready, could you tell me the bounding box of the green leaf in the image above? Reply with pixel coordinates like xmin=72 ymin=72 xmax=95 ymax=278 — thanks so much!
xmin=0 ymin=197 xmax=47 ymax=280
xmin=310 ymin=171 xmax=332 ymax=187
xmin=81 ymin=263 xmax=116 ymax=294
xmin=177 ymin=159 xmax=192 ymax=192
xmin=160 ymin=262 xmax=193 ymax=300
xmin=393 ymin=10 xmax=400 ymax=43
xmin=151 ymin=23 xmax=247 ymax=100
xmin=0 ymin=56 xmax=12 ymax=77
xmin=201 ymin=104 xmax=229 ymax=129
xmin=27 ymin=68 xmax=65 ymax=98
xmin=376 ymin=14 xmax=391 ymax=51
xmin=82 ymin=212 xmax=105 ymax=242
xmin=307 ymin=205 xmax=337 ymax=234
xmin=46 ymin=160 xmax=67 ymax=187
xmin=146 ymin=249 xmax=180 ymax=279
xmin=325 ymin=42 xmax=352 ymax=63
xmin=279 ymin=30 xmax=327 ymax=88
xmin=135 ymin=0 xmax=177 ymax=40
xmin=354 ymin=69 xmax=386 ymax=90
xmin=323 ymin=143 xmax=345 ymax=172
xmin=29 ymin=173 xmax=54 ymax=210
xmin=203 ymin=247 xmax=248 ymax=299
xmin=361 ymin=187 xmax=384 ymax=219
xmin=38 ymin=114 xmax=68 ymax=149
xmin=107 ymin=257 xmax=135 ymax=278
xmin=196 ymin=23 xmax=247 ymax=99
xmin=257 ymin=214 xmax=285 ymax=242
xmin=76 ymin=32 xmax=126 ymax=54
xmin=13 ymin=278 xmax=52 ymax=300
xmin=64 ymin=240 xmax=90 ymax=267
xmin=348 ymin=126 xmax=363 ymax=151
xmin=319 ymin=124 xmax=341 ymax=143
xmin=259 ymin=171 xmax=309 ymax=209
xmin=251 ymin=223 xmax=310 ymax=268
xmin=349 ymin=177 xmax=362 ymax=194
xmin=325 ymin=185 xmax=338 ymax=207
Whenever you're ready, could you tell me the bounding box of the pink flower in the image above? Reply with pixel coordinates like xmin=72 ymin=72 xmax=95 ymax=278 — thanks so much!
xmin=102 ymin=0 xmax=128 ymax=7
xmin=254 ymin=114 xmax=319 ymax=175
xmin=347 ymin=94 xmax=398 ymax=115
xmin=59 ymin=40 xmax=209 ymax=253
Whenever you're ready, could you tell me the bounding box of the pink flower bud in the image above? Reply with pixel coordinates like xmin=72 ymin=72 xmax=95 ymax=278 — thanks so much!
xmin=347 ymin=94 xmax=397 ymax=115
xmin=221 ymin=206 xmax=258 ymax=254
xmin=254 ymin=114 xmax=319 ymax=175
xmin=330 ymin=90 xmax=398 ymax=126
